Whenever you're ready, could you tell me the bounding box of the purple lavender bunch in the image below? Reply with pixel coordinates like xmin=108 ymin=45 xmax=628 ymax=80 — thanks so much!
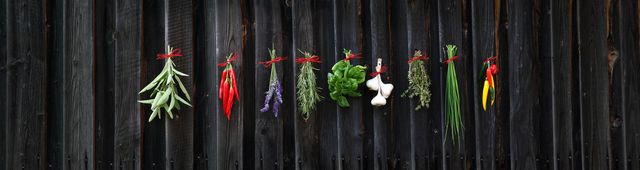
xmin=260 ymin=48 xmax=283 ymax=117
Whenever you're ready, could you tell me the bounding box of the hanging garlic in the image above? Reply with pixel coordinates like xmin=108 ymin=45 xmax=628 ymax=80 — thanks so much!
xmin=369 ymin=58 xmax=393 ymax=106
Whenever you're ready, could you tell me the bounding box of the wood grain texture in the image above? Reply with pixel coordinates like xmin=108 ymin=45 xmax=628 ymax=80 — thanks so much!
xmin=541 ymin=0 xmax=575 ymax=169
xmin=427 ymin=0 xmax=446 ymax=169
xmin=0 ymin=0 xmax=6 ymax=166
xmin=366 ymin=0 xmax=392 ymax=169
xmin=334 ymin=0 xmax=365 ymax=169
xmin=436 ymin=0 xmax=472 ymax=169
xmin=112 ymin=0 xmax=142 ymax=168
xmin=141 ymin=0 xmax=166 ymax=168
xmin=614 ymin=0 xmax=640 ymax=169
xmin=471 ymin=0 xmax=497 ymax=169
xmin=62 ymin=0 xmax=95 ymax=169
xmin=315 ymin=0 xmax=339 ymax=168
xmin=164 ymin=0 xmax=194 ymax=169
xmin=291 ymin=0 xmax=322 ymax=169
xmin=46 ymin=0 xmax=66 ymax=167
xmin=94 ymin=0 xmax=115 ymax=168
xmin=5 ymin=0 xmax=47 ymax=169
xmin=405 ymin=1 xmax=432 ymax=169
xmin=389 ymin=0 xmax=413 ymax=169
xmin=214 ymin=0 xmax=244 ymax=169
xmin=194 ymin=0 xmax=216 ymax=168
xmin=576 ymin=0 xmax=610 ymax=169
xmin=507 ymin=0 xmax=539 ymax=169
xmin=253 ymin=0 xmax=286 ymax=169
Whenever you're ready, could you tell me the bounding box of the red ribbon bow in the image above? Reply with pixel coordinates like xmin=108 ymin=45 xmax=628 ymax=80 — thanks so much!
xmin=483 ymin=56 xmax=497 ymax=63
xmin=258 ymin=56 xmax=287 ymax=68
xmin=218 ymin=53 xmax=238 ymax=67
xmin=443 ymin=55 xmax=459 ymax=64
xmin=369 ymin=66 xmax=387 ymax=77
xmin=343 ymin=53 xmax=362 ymax=61
xmin=295 ymin=55 xmax=321 ymax=63
xmin=408 ymin=55 xmax=429 ymax=64
xmin=156 ymin=48 xmax=183 ymax=60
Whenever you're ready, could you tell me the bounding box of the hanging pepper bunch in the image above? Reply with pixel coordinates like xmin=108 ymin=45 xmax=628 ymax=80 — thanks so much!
xmin=401 ymin=50 xmax=432 ymax=110
xmin=444 ymin=44 xmax=462 ymax=144
xmin=218 ymin=53 xmax=240 ymax=120
xmin=481 ymin=56 xmax=498 ymax=111
xmin=259 ymin=48 xmax=286 ymax=117
xmin=296 ymin=50 xmax=323 ymax=120
xmin=328 ymin=49 xmax=366 ymax=107
xmin=139 ymin=46 xmax=192 ymax=122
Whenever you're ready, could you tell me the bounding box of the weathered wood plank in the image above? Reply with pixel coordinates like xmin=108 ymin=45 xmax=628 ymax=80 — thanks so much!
xmin=494 ymin=0 xmax=512 ymax=168
xmin=436 ymin=0 xmax=472 ymax=168
xmin=333 ymin=0 xmax=365 ymax=169
xmin=507 ymin=0 xmax=539 ymax=169
xmin=194 ymin=0 xmax=216 ymax=168
xmin=164 ymin=0 xmax=194 ymax=169
xmin=253 ymin=0 xmax=286 ymax=169
xmin=389 ymin=0 xmax=414 ymax=169
xmin=576 ymin=0 xmax=610 ymax=169
xmin=0 ymin=0 xmax=6 ymax=166
xmin=471 ymin=0 xmax=497 ymax=169
xmin=62 ymin=0 xmax=95 ymax=169
xmin=5 ymin=0 xmax=47 ymax=169
xmin=142 ymin=0 xmax=166 ymax=168
xmin=614 ymin=0 xmax=640 ymax=169
xmin=366 ymin=0 xmax=392 ymax=169
xmin=94 ymin=0 xmax=114 ymax=168
xmin=427 ymin=0 xmax=446 ymax=168
xmin=291 ymin=0 xmax=322 ymax=169
xmin=46 ymin=0 xmax=65 ymax=168
xmin=314 ymin=0 xmax=339 ymax=168
xmin=540 ymin=0 xmax=575 ymax=169
xmin=112 ymin=0 xmax=143 ymax=168
xmin=214 ymin=0 xmax=245 ymax=169
xmin=405 ymin=1 xmax=432 ymax=169
xmin=538 ymin=0 xmax=556 ymax=169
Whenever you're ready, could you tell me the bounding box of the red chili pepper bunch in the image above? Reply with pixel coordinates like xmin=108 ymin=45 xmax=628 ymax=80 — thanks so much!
xmin=218 ymin=53 xmax=240 ymax=120
xmin=481 ymin=56 xmax=498 ymax=111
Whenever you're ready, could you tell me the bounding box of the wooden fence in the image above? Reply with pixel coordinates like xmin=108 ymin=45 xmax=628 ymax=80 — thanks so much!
xmin=2 ymin=0 xmax=640 ymax=169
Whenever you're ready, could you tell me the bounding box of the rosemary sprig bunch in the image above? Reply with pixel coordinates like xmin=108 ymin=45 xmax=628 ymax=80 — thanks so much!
xmin=444 ymin=44 xmax=462 ymax=144
xmin=139 ymin=46 xmax=192 ymax=122
xmin=259 ymin=48 xmax=284 ymax=117
xmin=401 ymin=50 xmax=432 ymax=110
xmin=296 ymin=50 xmax=323 ymax=120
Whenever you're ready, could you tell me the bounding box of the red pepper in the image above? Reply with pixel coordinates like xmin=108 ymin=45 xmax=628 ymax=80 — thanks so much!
xmin=219 ymin=70 xmax=227 ymax=99
xmin=486 ymin=68 xmax=493 ymax=87
xmin=225 ymin=81 xmax=234 ymax=120
xmin=231 ymin=69 xmax=240 ymax=101
xmin=221 ymin=72 xmax=230 ymax=115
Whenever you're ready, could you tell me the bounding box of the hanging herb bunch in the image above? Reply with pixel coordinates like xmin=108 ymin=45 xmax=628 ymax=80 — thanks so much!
xmin=218 ymin=53 xmax=240 ymax=120
xmin=401 ymin=49 xmax=432 ymax=110
xmin=481 ymin=56 xmax=498 ymax=111
xmin=444 ymin=44 xmax=462 ymax=144
xmin=328 ymin=49 xmax=366 ymax=108
xmin=259 ymin=48 xmax=286 ymax=117
xmin=296 ymin=50 xmax=323 ymax=120
xmin=366 ymin=58 xmax=393 ymax=106
xmin=139 ymin=46 xmax=192 ymax=122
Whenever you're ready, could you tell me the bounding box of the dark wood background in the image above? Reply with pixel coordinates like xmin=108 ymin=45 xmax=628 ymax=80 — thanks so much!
xmin=2 ymin=0 xmax=640 ymax=169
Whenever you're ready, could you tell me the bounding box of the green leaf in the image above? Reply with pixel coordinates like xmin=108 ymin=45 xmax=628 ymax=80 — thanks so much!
xmin=139 ymin=80 xmax=158 ymax=94
xmin=148 ymin=108 xmax=159 ymax=122
xmin=138 ymin=99 xmax=154 ymax=104
xmin=156 ymin=87 xmax=173 ymax=107
xmin=174 ymin=93 xmax=192 ymax=107
xmin=173 ymin=68 xmax=189 ymax=77
xmin=174 ymin=75 xmax=191 ymax=101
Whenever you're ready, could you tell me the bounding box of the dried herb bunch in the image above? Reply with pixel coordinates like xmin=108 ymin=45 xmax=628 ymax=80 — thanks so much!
xmin=401 ymin=50 xmax=432 ymax=110
xmin=259 ymin=48 xmax=285 ymax=117
xmin=139 ymin=46 xmax=192 ymax=122
xmin=296 ymin=50 xmax=323 ymax=120
xmin=444 ymin=44 xmax=462 ymax=144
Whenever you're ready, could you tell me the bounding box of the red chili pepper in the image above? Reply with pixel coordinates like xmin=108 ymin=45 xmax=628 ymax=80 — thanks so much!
xmin=486 ymin=68 xmax=494 ymax=87
xmin=226 ymin=82 xmax=234 ymax=120
xmin=231 ymin=69 xmax=240 ymax=101
xmin=490 ymin=64 xmax=498 ymax=74
xmin=221 ymin=72 xmax=230 ymax=115
xmin=219 ymin=70 xmax=227 ymax=99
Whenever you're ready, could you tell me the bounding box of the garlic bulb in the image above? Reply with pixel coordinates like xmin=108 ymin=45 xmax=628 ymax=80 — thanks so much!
xmin=371 ymin=89 xmax=387 ymax=106
xmin=369 ymin=58 xmax=393 ymax=106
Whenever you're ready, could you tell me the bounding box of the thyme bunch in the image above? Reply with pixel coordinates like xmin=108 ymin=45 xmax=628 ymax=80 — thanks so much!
xmin=401 ymin=50 xmax=432 ymax=110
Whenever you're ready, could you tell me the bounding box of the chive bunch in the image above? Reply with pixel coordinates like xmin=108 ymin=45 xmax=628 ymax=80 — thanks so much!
xmin=444 ymin=44 xmax=462 ymax=144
